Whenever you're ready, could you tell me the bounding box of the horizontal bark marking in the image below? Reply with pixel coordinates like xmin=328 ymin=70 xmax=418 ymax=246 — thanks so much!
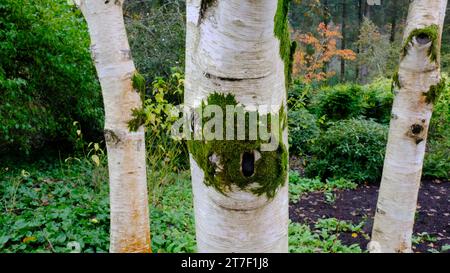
xmin=204 ymin=72 xmax=267 ymax=82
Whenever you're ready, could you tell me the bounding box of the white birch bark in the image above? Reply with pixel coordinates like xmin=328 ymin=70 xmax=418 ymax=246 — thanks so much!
xmin=368 ymin=0 xmax=447 ymax=253
xmin=185 ymin=0 xmax=289 ymax=253
xmin=76 ymin=0 xmax=151 ymax=253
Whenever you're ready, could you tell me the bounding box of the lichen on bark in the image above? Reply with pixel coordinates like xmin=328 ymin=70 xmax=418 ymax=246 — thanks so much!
xmin=187 ymin=93 xmax=288 ymax=198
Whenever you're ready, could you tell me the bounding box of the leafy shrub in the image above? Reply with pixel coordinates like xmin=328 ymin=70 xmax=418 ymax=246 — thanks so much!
xmin=308 ymin=84 xmax=364 ymax=121
xmin=138 ymin=70 xmax=187 ymax=173
xmin=0 ymin=0 xmax=103 ymax=154
xmin=288 ymin=108 xmax=320 ymax=155
xmin=305 ymin=119 xmax=388 ymax=183
xmin=361 ymin=78 xmax=394 ymax=124
xmin=424 ymin=78 xmax=450 ymax=179
xmin=425 ymin=139 xmax=450 ymax=179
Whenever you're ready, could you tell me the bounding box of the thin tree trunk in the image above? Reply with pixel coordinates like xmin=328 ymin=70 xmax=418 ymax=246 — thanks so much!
xmin=364 ymin=1 xmax=371 ymax=18
xmin=185 ymin=0 xmax=290 ymax=252
xmin=340 ymin=0 xmax=347 ymax=82
xmin=390 ymin=7 xmax=398 ymax=43
xmin=324 ymin=0 xmax=330 ymax=25
xmin=359 ymin=1 xmax=370 ymax=84
xmin=76 ymin=0 xmax=151 ymax=253
xmin=356 ymin=0 xmax=364 ymax=82
xmin=369 ymin=0 xmax=447 ymax=253
xmin=322 ymin=0 xmax=330 ymax=75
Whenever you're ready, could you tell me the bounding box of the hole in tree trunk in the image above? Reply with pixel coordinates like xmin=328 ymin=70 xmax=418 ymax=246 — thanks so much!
xmin=241 ymin=151 xmax=255 ymax=177
xmin=411 ymin=124 xmax=424 ymax=135
xmin=416 ymin=33 xmax=431 ymax=45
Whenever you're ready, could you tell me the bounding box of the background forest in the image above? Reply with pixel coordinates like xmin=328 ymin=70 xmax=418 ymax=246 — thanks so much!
xmin=0 ymin=0 xmax=449 ymax=253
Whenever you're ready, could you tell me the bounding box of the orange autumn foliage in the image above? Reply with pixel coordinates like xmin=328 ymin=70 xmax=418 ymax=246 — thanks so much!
xmin=293 ymin=22 xmax=356 ymax=83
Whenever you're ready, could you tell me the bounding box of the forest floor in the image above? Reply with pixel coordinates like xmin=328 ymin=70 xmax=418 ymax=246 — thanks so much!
xmin=0 ymin=157 xmax=448 ymax=253
xmin=289 ymin=178 xmax=450 ymax=253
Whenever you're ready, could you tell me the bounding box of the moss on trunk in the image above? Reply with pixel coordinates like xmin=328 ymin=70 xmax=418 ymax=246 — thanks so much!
xmin=187 ymin=93 xmax=288 ymax=198
xmin=424 ymin=77 xmax=446 ymax=104
xmin=401 ymin=24 xmax=439 ymax=62
xmin=274 ymin=0 xmax=297 ymax=88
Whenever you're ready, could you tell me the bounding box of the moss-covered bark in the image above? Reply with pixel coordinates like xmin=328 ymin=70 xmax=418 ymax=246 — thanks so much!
xmin=424 ymin=77 xmax=446 ymax=104
xmin=401 ymin=24 xmax=439 ymax=62
xmin=392 ymin=71 xmax=401 ymax=90
xmin=274 ymin=0 xmax=297 ymax=87
xmin=187 ymin=93 xmax=288 ymax=198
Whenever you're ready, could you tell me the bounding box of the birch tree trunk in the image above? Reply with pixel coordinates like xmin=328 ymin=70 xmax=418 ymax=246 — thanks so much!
xmin=76 ymin=0 xmax=151 ymax=253
xmin=185 ymin=0 xmax=294 ymax=252
xmin=369 ymin=0 xmax=447 ymax=253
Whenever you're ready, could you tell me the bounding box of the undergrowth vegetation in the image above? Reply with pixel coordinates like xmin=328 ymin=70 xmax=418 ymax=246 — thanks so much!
xmin=0 ymin=0 xmax=103 ymax=154
xmin=288 ymin=77 xmax=450 ymax=182
xmin=0 ymin=158 xmax=367 ymax=253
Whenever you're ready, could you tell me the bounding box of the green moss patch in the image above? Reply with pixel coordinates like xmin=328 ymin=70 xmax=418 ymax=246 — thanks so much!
xmin=401 ymin=24 xmax=439 ymax=62
xmin=127 ymin=71 xmax=147 ymax=132
xmin=187 ymin=93 xmax=288 ymax=198
xmin=424 ymin=77 xmax=447 ymax=104
xmin=132 ymin=71 xmax=146 ymax=101
xmin=274 ymin=0 xmax=297 ymax=87
xmin=392 ymin=71 xmax=400 ymax=90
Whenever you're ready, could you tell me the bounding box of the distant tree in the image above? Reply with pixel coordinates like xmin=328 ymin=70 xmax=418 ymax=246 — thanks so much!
xmin=293 ymin=22 xmax=356 ymax=83
xmin=356 ymin=18 xmax=390 ymax=83
xmin=340 ymin=0 xmax=347 ymax=81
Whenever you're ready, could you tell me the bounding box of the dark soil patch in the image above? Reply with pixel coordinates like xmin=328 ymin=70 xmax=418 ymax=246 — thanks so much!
xmin=289 ymin=179 xmax=450 ymax=253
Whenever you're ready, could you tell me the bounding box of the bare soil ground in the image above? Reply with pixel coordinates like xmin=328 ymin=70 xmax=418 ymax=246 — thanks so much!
xmin=289 ymin=179 xmax=450 ymax=253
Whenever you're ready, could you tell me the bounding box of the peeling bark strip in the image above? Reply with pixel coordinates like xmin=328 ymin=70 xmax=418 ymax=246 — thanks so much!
xmin=76 ymin=0 xmax=151 ymax=253
xmin=369 ymin=0 xmax=447 ymax=253
xmin=185 ymin=0 xmax=289 ymax=252
xmin=204 ymin=72 xmax=267 ymax=82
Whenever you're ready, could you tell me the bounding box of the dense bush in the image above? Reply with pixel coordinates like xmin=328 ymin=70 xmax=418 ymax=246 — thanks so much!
xmin=361 ymin=78 xmax=394 ymax=124
xmin=305 ymin=119 xmax=388 ymax=184
xmin=308 ymin=84 xmax=365 ymax=121
xmin=0 ymin=0 xmax=103 ymax=154
xmin=305 ymin=79 xmax=393 ymax=124
xmin=288 ymin=108 xmax=320 ymax=155
xmin=424 ymin=78 xmax=450 ymax=179
xmin=289 ymin=78 xmax=448 ymax=181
